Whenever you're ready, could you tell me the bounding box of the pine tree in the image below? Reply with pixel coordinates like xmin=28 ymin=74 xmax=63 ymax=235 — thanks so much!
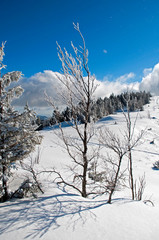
xmin=0 ymin=43 xmax=41 ymax=202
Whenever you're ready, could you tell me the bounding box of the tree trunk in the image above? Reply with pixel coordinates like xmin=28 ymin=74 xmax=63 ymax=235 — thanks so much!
xmin=127 ymin=103 xmax=135 ymax=200
xmin=1 ymin=164 xmax=9 ymax=202
xmin=128 ymin=149 xmax=134 ymax=200
xmin=82 ymin=122 xmax=88 ymax=198
xmin=107 ymin=188 xmax=114 ymax=204
xmin=107 ymin=156 xmax=122 ymax=204
xmin=82 ymin=155 xmax=87 ymax=197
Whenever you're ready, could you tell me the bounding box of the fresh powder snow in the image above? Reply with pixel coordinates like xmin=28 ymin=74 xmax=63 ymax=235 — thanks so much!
xmin=0 ymin=96 xmax=159 ymax=240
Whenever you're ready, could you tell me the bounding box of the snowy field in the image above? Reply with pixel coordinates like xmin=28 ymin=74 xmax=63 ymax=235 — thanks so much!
xmin=1 ymin=97 xmax=159 ymax=240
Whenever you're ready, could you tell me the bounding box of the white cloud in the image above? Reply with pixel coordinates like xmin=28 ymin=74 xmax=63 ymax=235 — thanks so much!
xmin=143 ymin=67 xmax=152 ymax=77
xmin=94 ymin=74 xmax=139 ymax=99
xmin=13 ymin=71 xmax=139 ymax=114
xmin=140 ymin=63 xmax=159 ymax=95
xmin=13 ymin=70 xmax=64 ymax=109
xmin=103 ymin=49 xmax=108 ymax=54
xmin=13 ymin=63 xmax=159 ymax=116
xmin=115 ymin=72 xmax=135 ymax=83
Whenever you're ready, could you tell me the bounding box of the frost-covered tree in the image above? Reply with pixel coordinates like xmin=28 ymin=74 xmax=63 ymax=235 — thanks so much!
xmin=46 ymin=23 xmax=98 ymax=197
xmin=0 ymin=42 xmax=41 ymax=202
xmin=121 ymin=93 xmax=145 ymax=200
xmin=99 ymin=127 xmax=128 ymax=204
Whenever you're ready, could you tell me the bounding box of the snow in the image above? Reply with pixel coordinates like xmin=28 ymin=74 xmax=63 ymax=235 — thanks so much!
xmin=1 ymin=96 xmax=159 ymax=240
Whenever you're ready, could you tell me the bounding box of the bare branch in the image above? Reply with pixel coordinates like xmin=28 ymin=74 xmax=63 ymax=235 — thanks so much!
xmin=45 ymin=24 xmax=99 ymax=198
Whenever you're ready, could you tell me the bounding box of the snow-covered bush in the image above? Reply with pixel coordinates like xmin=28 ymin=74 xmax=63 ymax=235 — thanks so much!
xmin=153 ymin=160 xmax=159 ymax=170
xmin=0 ymin=42 xmax=42 ymax=202
xmin=12 ymin=178 xmax=40 ymax=199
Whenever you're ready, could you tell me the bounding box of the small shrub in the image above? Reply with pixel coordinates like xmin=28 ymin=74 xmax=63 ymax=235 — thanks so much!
xmin=134 ymin=174 xmax=146 ymax=201
xmin=153 ymin=160 xmax=159 ymax=170
xmin=11 ymin=178 xmax=40 ymax=199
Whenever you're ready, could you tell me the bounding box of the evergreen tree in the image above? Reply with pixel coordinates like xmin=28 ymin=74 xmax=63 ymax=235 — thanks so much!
xmin=0 ymin=43 xmax=41 ymax=202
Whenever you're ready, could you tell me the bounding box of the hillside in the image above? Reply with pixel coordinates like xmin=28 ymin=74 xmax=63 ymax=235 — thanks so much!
xmin=0 ymin=96 xmax=159 ymax=240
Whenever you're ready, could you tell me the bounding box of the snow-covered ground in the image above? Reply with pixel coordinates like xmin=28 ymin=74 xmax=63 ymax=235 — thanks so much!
xmin=1 ymin=96 xmax=159 ymax=240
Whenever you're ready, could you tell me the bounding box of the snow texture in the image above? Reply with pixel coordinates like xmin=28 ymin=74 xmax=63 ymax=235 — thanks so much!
xmin=1 ymin=96 xmax=159 ymax=239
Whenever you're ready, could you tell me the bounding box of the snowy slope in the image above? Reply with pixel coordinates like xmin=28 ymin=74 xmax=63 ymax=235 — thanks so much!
xmin=1 ymin=97 xmax=159 ymax=240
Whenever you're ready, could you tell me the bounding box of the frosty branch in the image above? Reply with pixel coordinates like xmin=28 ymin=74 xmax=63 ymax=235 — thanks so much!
xmin=0 ymin=43 xmax=42 ymax=202
xmin=46 ymin=23 xmax=100 ymax=198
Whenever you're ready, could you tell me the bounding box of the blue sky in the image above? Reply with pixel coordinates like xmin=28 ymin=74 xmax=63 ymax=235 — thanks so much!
xmin=1 ymin=0 xmax=159 ymax=114
xmin=1 ymin=0 xmax=159 ymax=80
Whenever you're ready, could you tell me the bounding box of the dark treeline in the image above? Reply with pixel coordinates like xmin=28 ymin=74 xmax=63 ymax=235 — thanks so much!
xmin=91 ymin=91 xmax=151 ymax=121
xmin=36 ymin=91 xmax=151 ymax=129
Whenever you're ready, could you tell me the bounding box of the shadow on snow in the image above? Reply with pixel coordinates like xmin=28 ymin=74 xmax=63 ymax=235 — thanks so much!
xmin=42 ymin=121 xmax=75 ymax=131
xmin=0 ymin=192 xmax=107 ymax=239
xmin=97 ymin=116 xmax=115 ymax=123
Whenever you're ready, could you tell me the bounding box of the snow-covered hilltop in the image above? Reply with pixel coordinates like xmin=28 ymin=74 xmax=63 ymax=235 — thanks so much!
xmin=0 ymin=96 xmax=159 ymax=240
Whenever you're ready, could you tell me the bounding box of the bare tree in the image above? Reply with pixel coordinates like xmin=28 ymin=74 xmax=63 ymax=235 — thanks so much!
xmin=99 ymin=99 xmax=145 ymax=203
xmin=19 ymin=151 xmax=44 ymax=195
xmin=11 ymin=150 xmax=44 ymax=199
xmin=99 ymin=127 xmax=128 ymax=204
xmin=121 ymin=93 xmax=145 ymax=200
xmin=46 ymin=23 xmax=98 ymax=197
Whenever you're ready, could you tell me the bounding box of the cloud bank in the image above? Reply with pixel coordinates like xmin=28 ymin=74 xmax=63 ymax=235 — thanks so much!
xmin=12 ymin=63 xmax=159 ymax=115
xmin=13 ymin=70 xmax=64 ymax=108
xmin=94 ymin=72 xmax=139 ymax=99
xmin=14 ymin=71 xmax=138 ymax=107
xmin=140 ymin=63 xmax=159 ymax=95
